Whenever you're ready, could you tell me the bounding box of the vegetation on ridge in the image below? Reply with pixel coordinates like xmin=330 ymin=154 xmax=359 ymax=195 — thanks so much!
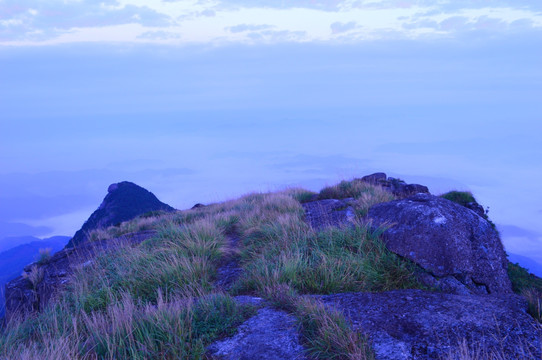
xmin=440 ymin=190 xmax=477 ymax=208
xmin=1 ymin=178 xmax=539 ymax=359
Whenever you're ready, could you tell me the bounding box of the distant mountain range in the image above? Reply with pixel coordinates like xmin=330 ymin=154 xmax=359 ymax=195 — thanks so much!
xmin=0 ymin=236 xmax=69 ymax=317
xmin=0 ymin=235 xmax=49 ymax=254
xmin=508 ymin=253 xmax=542 ymax=277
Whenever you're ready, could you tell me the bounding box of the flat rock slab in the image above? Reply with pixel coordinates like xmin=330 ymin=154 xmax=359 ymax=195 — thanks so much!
xmin=317 ymin=289 xmax=542 ymax=360
xmin=207 ymin=307 xmax=307 ymax=360
xmin=302 ymin=198 xmax=355 ymax=230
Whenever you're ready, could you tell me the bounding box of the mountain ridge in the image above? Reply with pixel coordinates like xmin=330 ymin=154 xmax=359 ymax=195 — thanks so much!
xmin=2 ymin=174 xmax=541 ymax=359
xmin=67 ymin=181 xmax=175 ymax=247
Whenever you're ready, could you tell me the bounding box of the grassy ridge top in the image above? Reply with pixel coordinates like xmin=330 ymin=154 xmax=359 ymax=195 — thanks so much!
xmin=1 ymin=180 xmax=540 ymax=359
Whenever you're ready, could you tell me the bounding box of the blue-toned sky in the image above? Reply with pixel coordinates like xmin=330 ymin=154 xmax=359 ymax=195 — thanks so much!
xmin=1 ymin=1 xmax=541 ymax=270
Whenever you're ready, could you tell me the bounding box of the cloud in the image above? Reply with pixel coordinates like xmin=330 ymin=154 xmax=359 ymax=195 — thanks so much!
xmin=1 ymin=0 xmax=542 ymax=45
xmin=0 ymin=1 xmax=171 ymax=41
xmin=247 ymin=30 xmax=308 ymax=42
xmin=214 ymin=0 xmax=344 ymax=11
xmin=227 ymin=24 xmax=275 ymax=33
xmin=199 ymin=9 xmax=216 ymax=17
xmin=499 ymin=225 xmax=541 ymax=238
xmin=330 ymin=21 xmax=358 ymax=34
xmin=0 ymin=168 xmax=194 ymax=220
xmin=439 ymin=16 xmax=469 ymax=31
xmin=138 ymin=30 xmax=181 ymax=40
xmin=0 ymin=221 xmax=53 ymax=239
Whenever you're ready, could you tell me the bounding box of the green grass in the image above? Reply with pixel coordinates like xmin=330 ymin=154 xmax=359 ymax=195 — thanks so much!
xmin=319 ymin=179 xmax=373 ymax=200
xmin=508 ymin=261 xmax=542 ymax=322
xmin=235 ymin=223 xmax=422 ymax=295
xmin=440 ymin=190 xmax=476 ymax=207
xmin=36 ymin=248 xmax=52 ymax=265
xmin=318 ymin=179 xmax=395 ymax=217
xmin=262 ymin=284 xmax=374 ymax=360
xmin=1 ymin=293 xmax=254 ymax=360
xmin=508 ymin=262 xmax=542 ymax=294
xmin=0 ymin=181 xmax=430 ymax=359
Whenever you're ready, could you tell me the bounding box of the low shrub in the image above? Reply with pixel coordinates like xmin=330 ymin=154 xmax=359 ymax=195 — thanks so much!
xmin=508 ymin=261 xmax=542 ymax=322
xmin=37 ymin=248 xmax=52 ymax=265
xmin=440 ymin=191 xmax=476 ymax=208
xmin=319 ymin=179 xmax=369 ymax=200
xmin=507 ymin=262 xmax=542 ymax=294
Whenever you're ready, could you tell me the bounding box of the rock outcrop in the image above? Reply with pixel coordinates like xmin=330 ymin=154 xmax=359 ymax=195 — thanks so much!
xmin=207 ymin=306 xmax=307 ymax=360
xmin=67 ymin=181 xmax=174 ymax=247
xmin=368 ymin=193 xmax=512 ymax=295
xmin=361 ymin=173 xmax=429 ymax=198
xmin=205 ymin=297 xmax=322 ymax=360
xmin=4 ymin=231 xmax=156 ymax=319
xmin=302 ymin=198 xmax=356 ymax=230
xmin=318 ymin=290 xmax=541 ymax=360
xmin=5 ymin=181 xmax=174 ymax=319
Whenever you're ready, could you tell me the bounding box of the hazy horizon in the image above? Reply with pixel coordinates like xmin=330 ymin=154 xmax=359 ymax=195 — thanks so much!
xmin=1 ymin=0 xmax=541 ymax=270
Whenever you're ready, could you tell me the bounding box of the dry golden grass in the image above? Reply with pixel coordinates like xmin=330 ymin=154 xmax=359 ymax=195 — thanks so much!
xmin=6 ymin=181 xmax=531 ymax=360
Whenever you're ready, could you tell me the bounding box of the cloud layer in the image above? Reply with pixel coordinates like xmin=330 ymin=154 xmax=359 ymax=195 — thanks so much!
xmin=1 ymin=0 xmax=541 ymax=45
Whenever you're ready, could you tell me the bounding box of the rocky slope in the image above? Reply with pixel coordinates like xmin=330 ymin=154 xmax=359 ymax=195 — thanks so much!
xmin=2 ymin=174 xmax=541 ymax=360
xmin=67 ymin=181 xmax=175 ymax=247
xmin=0 ymin=236 xmax=68 ymax=317
xmin=4 ymin=182 xmax=175 ymax=318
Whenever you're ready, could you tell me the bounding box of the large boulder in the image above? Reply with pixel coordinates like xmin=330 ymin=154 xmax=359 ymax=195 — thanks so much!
xmin=368 ymin=193 xmax=512 ymax=295
xmin=318 ymin=290 xmax=541 ymax=360
xmin=67 ymin=181 xmax=175 ymax=247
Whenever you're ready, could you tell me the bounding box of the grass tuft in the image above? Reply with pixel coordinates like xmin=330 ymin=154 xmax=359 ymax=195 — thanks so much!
xmin=262 ymin=284 xmax=374 ymax=360
xmin=0 ymin=181 xmax=427 ymax=359
xmin=36 ymin=248 xmax=52 ymax=265
xmin=440 ymin=191 xmax=476 ymax=207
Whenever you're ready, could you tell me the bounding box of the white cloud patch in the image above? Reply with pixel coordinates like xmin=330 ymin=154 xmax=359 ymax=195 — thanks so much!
xmin=0 ymin=0 xmax=171 ymax=42
xmin=246 ymin=30 xmax=308 ymax=43
xmin=330 ymin=21 xmax=358 ymax=34
xmin=1 ymin=0 xmax=542 ymax=45
xmin=227 ymin=24 xmax=275 ymax=33
xmin=200 ymin=9 xmax=216 ymax=17
xmin=137 ymin=30 xmax=181 ymax=40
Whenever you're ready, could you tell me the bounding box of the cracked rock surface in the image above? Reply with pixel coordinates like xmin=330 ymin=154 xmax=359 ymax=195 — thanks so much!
xmin=317 ymin=289 xmax=542 ymax=360
xmin=207 ymin=307 xmax=307 ymax=360
xmin=368 ymin=194 xmax=512 ymax=295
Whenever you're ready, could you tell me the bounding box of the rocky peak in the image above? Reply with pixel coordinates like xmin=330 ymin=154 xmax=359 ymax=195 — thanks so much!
xmin=360 ymin=172 xmax=429 ymax=198
xmin=67 ymin=181 xmax=175 ymax=247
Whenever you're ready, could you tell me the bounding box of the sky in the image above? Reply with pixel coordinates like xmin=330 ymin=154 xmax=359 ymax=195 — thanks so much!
xmin=1 ymin=1 xmax=541 ymax=271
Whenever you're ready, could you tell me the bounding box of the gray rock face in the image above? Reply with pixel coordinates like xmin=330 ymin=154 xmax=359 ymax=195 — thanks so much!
xmin=4 ymin=231 xmax=156 ymax=319
xmin=67 ymin=181 xmax=174 ymax=247
xmin=207 ymin=307 xmax=307 ymax=360
xmin=361 ymin=172 xmax=387 ymax=184
xmin=360 ymin=173 xmax=429 ymax=198
xmin=302 ymin=198 xmax=356 ymax=230
xmin=318 ymin=290 xmax=541 ymax=360
xmin=368 ymin=194 xmax=512 ymax=295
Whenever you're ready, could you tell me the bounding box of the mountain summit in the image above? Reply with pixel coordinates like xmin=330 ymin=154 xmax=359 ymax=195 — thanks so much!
xmin=67 ymin=181 xmax=175 ymax=247
xmin=3 ymin=175 xmax=541 ymax=359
